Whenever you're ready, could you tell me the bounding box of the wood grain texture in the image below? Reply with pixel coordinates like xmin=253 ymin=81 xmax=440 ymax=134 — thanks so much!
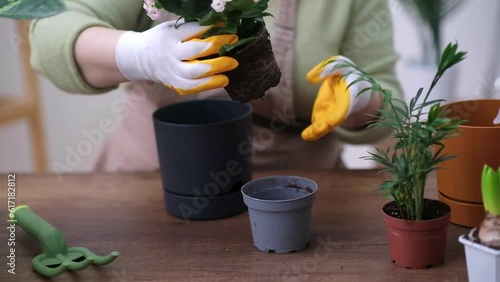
xmin=0 ymin=170 xmax=470 ymax=282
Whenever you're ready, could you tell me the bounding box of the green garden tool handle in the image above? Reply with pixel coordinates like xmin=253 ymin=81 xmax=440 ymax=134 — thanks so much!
xmin=14 ymin=205 xmax=66 ymax=256
xmin=13 ymin=205 xmax=119 ymax=278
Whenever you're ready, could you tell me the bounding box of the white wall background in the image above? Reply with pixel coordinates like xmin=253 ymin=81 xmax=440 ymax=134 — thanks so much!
xmin=0 ymin=19 xmax=123 ymax=173
xmin=0 ymin=0 xmax=499 ymax=173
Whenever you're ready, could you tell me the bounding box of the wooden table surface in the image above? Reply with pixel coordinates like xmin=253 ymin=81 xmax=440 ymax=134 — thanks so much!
xmin=0 ymin=170 xmax=470 ymax=282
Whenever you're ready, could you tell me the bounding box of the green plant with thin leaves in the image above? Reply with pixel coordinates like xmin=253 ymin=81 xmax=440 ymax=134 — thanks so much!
xmin=331 ymin=42 xmax=467 ymax=221
xmin=0 ymin=0 xmax=66 ymax=19
xmin=479 ymin=165 xmax=500 ymax=248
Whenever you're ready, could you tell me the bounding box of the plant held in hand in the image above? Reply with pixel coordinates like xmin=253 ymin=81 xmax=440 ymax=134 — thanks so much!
xmin=144 ymin=0 xmax=272 ymax=54
xmin=479 ymin=165 xmax=500 ymax=248
xmin=143 ymin=0 xmax=281 ymax=102
xmin=333 ymin=42 xmax=467 ymax=221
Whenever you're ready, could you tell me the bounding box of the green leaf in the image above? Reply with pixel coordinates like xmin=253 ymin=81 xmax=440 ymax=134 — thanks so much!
xmin=482 ymin=165 xmax=500 ymax=215
xmin=259 ymin=12 xmax=274 ymax=18
xmin=382 ymin=90 xmax=393 ymax=105
xmin=379 ymin=181 xmax=397 ymax=195
xmin=414 ymin=100 xmax=443 ymax=112
xmin=347 ymin=77 xmax=369 ymax=91
xmin=224 ymin=9 xmax=243 ymax=23
xmin=241 ymin=0 xmax=269 ymax=18
xmin=437 ymin=42 xmax=467 ymax=77
xmin=159 ymin=0 xmax=212 ymax=19
xmin=203 ymin=26 xmax=231 ymax=37
xmin=226 ymin=0 xmax=255 ymax=11
xmin=427 ymin=104 xmax=441 ymax=125
xmin=409 ymin=88 xmax=424 ymax=112
xmin=218 ymin=37 xmax=257 ymax=55
xmin=0 ymin=0 xmax=67 ymax=19
xmin=200 ymin=10 xmax=221 ymax=26
xmin=432 ymin=154 xmax=456 ymax=165
xmin=226 ymin=21 xmax=239 ymax=33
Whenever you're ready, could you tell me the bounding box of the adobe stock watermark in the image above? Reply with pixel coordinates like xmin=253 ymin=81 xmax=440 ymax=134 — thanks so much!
xmin=442 ymin=277 xmax=467 ymax=282
xmin=244 ymin=104 xmax=299 ymax=156
xmin=174 ymin=103 xmax=299 ymax=222
xmin=6 ymin=15 xmax=31 ymax=56
xmin=340 ymin=3 xmax=396 ymax=57
xmin=51 ymin=81 xmax=158 ymax=181
xmin=176 ymin=159 xmax=245 ymax=221
xmin=6 ymin=174 xmax=17 ymax=275
xmin=6 ymin=5 xmax=54 ymax=55
xmin=281 ymin=235 xmax=337 ymax=282
xmin=443 ymin=74 xmax=500 ymax=122
xmin=51 ymin=79 xmax=299 ymax=184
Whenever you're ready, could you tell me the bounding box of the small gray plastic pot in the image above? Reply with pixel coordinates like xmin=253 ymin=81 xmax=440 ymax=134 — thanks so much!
xmin=241 ymin=176 xmax=318 ymax=254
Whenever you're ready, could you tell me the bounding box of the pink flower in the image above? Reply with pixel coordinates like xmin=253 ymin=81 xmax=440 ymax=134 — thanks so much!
xmin=144 ymin=0 xmax=156 ymax=5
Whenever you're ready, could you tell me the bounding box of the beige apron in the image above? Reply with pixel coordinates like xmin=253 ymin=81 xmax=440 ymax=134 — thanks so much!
xmin=93 ymin=0 xmax=343 ymax=172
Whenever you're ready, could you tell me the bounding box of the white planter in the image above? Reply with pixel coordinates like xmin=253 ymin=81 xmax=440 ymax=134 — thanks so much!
xmin=459 ymin=234 xmax=500 ymax=282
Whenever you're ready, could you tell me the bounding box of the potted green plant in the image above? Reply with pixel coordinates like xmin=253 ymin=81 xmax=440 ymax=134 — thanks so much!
xmin=401 ymin=1 xmax=499 ymax=229
xmin=0 ymin=0 xmax=66 ymax=19
xmin=459 ymin=164 xmax=500 ymax=282
xmin=144 ymin=0 xmax=281 ymax=103
xmin=435 ymin=99 xmax=500 ymax=227
xmin=330 ymin=42 xmax=467 ymax=269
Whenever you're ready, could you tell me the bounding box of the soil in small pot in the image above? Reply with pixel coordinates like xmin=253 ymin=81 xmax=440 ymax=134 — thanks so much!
xmin=223 ymin=21 xmax=281 ymax=103
xmin=383 ymin=199 xmax=451 ymax=220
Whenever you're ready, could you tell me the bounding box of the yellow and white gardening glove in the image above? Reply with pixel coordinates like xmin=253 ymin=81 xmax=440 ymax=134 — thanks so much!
xmin=301 ymin=56 xmax=372 ymax=141
xmin=115 ymin=20 xmax=239 ymax=95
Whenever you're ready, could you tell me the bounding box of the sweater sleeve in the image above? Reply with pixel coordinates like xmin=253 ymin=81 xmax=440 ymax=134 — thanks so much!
xmin=29 ymin=0 xmax=149 ymax=94
xmin=332 ymin=0 xmax=404 ymax=145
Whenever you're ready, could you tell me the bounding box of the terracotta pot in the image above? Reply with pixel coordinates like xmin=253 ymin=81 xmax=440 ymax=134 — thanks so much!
xmin=438 ymin=192 xmax=485 ymax=228
xmin=224 ymin=21 xmax=281 ymax=103
xmin=382 ymin=201 xmax=451 ymax=269
xmin=436 ymin=99 xmax=500 ymax=227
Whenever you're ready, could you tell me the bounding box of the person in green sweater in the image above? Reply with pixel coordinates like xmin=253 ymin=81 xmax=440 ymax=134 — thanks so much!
xmin=29 ymin=0 xmax=402 ymax=171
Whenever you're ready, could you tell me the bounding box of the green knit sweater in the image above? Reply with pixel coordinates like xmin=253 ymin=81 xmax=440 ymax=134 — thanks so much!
xmin=29 ymin=0 xmax=403 ymax=145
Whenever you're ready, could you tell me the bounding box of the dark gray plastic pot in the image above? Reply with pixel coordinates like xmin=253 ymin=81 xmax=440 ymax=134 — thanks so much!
xmin=153 ymin=99 xmax=253 ymax=220
xmin=241 ymin=176 xmax=318 ymax=253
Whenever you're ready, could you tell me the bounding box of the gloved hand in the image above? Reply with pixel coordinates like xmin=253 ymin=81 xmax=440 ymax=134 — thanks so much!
xmin=115 ymin=20 xmax=239 ymax=95
xmin=301 ymin=56 xmax=372 ymax=141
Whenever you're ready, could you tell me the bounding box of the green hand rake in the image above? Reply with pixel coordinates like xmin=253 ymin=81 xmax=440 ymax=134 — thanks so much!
xmin=13 ymin=205 xmax=119 ymax=277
